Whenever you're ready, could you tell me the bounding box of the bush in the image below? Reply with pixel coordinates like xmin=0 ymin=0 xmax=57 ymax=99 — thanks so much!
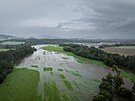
xmin=99 ymin=81 xmax=112 ymax=94
xmin=117 ymin=87 xmax=132 ymax=98
xmin=132 ymin=83 xmax=135 ymax=94
xmin=99 ymin=90 xmax=113 ymax=100
xmin=93 ymin=95 xmax=109 ymax=101
xmin=113 ymin=75 xmax=124 ymax=89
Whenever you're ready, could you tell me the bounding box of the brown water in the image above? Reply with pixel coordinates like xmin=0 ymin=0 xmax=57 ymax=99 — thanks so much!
xmin=16 ymin=45 xmax=133 ymax=101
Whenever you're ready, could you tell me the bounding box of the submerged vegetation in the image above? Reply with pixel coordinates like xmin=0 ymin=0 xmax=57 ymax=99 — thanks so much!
xmin=58 ymin=69 xmax=63 ymax=72
xmin=44 ymin=67 xmax=53 ymax=71
xmin=63 ymin=80 xmax=74 ymax=91
xmin=42 ymin=45 xmax=108 ymax=67
xmin=31 ymin=65 xmax=38 ymax=68
xmin=44 ymin=82 xmax=61 ymax=101
xmin=65 ymin=69 xmax=82 ymax=77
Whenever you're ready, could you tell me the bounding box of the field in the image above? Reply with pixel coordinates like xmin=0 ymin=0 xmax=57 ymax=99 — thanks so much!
xmin=0 ymin=45 xmax=134 ymax=101
xmin=1 ymin=41 xmax=25 ymax=45
xmin=42 ymin=45 xmax=108 ymax=67
xmin=0 ymin=68 xmax=39 ymax=101
xmin=42 ymin=45 xmax=135 ymax=83
xmin=0 ymin=48 xmax=9 ymax=52
xmin=102 ymin=46 xmax=135 ymax=56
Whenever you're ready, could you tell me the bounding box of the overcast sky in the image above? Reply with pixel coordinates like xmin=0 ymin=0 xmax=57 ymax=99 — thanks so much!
xmin=0 ymin=0 xmax=135 ymax=39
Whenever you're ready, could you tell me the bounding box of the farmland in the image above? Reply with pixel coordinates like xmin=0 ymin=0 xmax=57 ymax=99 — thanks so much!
xmin=0 ymin=68 xmax=39 ymax=101
xmin=102 ymin=46 xmax=135 ymax=56
xmin=1 ymin=41 xmax=25 ymax=45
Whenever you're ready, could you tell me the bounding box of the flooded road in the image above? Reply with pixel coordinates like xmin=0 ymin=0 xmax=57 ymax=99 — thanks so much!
xmin=17 ymin=45 xmax=133 ymax=101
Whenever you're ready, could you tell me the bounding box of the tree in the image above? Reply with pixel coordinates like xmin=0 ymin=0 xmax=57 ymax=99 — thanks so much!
xmin=112 ymin=75 xmax=124 ymax=89
xmin=93 ymin=95 xmax=109 ymax=101
xmin=117 ymin=87 xmax=132 ymax=98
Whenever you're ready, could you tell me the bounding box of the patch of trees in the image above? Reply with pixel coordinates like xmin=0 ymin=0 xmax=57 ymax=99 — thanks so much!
xmin=61 ymin=44 xmax=135 ymax=72
xmin=93 ymin=68 xmax=135 ymax=101
xmin=0 ymin=45 xmax=36 ymax=83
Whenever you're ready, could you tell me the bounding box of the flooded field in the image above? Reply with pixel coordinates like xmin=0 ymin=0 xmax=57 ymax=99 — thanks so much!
xmin=16 ymin=45 xmax=133 ymax=101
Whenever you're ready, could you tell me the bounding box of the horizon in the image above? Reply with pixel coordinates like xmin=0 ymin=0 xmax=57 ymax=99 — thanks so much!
xmin=0 ymin=0 xmax=135 ymax=39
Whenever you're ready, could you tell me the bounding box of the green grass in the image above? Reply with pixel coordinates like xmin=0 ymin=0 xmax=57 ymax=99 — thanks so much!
xmin=1 ymin=41 xmax=25 ymax=45
xmin=59 ymin=74 xmax=66 ymax=79
xmin=121 ymin=70 xmax=135 ymax=83
xmin=0 ymin=48 xmax=9 ymax=52
xmin=44 ymin=67 xmax=53 ymax=72
xmin=0 ymin=68 xmax=39 ymax=101
xmin=73 ymin=80 xmax=79 ymax=89
xmin=62 ymin=94 xmax=70 ymax=101
xmin=63 ymin=80 xmax=73 ymax=91
xmin=42 ymin=45 xmax=63 ymax=53
xmin=44 ymin=82 xmax=61 ymax=101
xmin=58 ymin=68 xmax=63 ymax=72
xmin=31 ymin=65 xmax=38 ymax=68
xmin=42 ymin=45 xmax=107 ymax=68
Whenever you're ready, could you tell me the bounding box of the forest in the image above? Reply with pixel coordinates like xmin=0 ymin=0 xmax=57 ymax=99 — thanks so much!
xmin=0 ymin=45 xmax=36 ymax=83
xmin=61 ymin=44 xmax=135 ymax=72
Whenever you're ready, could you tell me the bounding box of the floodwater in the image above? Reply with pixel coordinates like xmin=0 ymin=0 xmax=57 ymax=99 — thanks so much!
xmin=17 ymin=45 xmax=133 ymax=101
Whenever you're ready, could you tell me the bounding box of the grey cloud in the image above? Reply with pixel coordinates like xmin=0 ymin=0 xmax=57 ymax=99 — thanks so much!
xmin=0 ymin=0 xmax=135 ymax=39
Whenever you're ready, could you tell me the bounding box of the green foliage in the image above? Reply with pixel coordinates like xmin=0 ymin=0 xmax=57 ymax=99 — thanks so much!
xmin=117 ymin=87 xmax=132 ymax=98
xmin=99 ymin=90 xmax=112 ymax=100
xmin=31 ymin=65 xmax=38 ymax=68
xmin=0 ymin=45 xmax=36 ymax=83
xmin=102 ymin=73 xmax=113 ymax=85
xmin=62 ymin=44 xmax=135 ymax=71
xmin=58 ymin=69 xmax=63 ymax=72
xmin=99 ymin=81 xmax=112 ymax=94
xmin=93 ymin=95 xmax=109 ymax=101
xmin=113 ymin=75 xmax=124 ymax=89
xmin=121 ymin=70 xmax=135 ymax=83
xmin=42 ymin=45 xmax=63 ymax=53
xmin=44 ymin=67 xmax=53 ymax=72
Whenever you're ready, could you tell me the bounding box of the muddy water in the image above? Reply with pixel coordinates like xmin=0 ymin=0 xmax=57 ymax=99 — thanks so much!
xmin=17 ymin=45 xmax=133 ymax=101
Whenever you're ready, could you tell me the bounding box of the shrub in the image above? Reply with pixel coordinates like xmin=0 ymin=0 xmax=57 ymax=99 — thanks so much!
xmin=99 ymin=90 xmax=113 ymax=100
xmin=93 ymin=95 xmax=109 ymax=101
xmin=99 ymin=81 xmax=112 ymax=94
xmin=117 ymin=87 xmax=132 ymax=98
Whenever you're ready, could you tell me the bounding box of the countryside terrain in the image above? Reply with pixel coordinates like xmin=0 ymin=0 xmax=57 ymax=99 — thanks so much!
xmin=0 ymin=37 xmax=135 ymax=101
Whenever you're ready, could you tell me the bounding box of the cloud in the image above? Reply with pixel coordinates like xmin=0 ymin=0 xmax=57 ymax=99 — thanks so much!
xmin=0 ymin=0 xmax=135 ymax=39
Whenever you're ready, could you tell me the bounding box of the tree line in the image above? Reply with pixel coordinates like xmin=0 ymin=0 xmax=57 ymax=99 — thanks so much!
xmin=0 ymin=45 xmax=36 ymax=83
xmin=93 ymin=67 xmax=135 ymax=101
xmin=61 ymin=44 xmax=135 ymax=72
